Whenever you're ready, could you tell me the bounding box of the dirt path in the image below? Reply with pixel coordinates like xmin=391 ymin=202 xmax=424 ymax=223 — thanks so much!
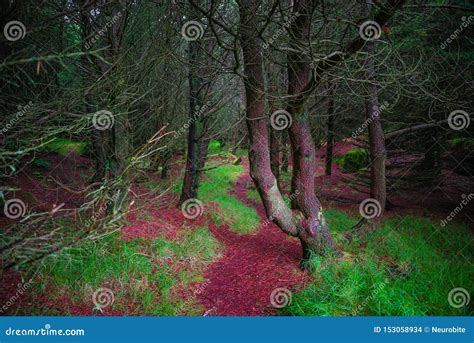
xmin=197 ymin=159 xmax=308 ymax=316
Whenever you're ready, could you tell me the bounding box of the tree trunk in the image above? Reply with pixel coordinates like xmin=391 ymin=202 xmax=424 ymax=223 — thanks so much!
xmin=179 ymin=39 xmax=204 ymax=203
xmin=364 ymin=2 xmax=386 ymax=224
xmin=238 ymin=0 xmax=405 ymax=260
xmin=269 ymin=124 xmax=280 ymax=185
xmin=325 ymin=90 xmax=335 ymax=176
xmin=179 ymin=21 xmax=213 ymax=205
xmin=281 ymin=131 xmax=289 ymax=174
xmin=239 ymin=0 xmax=339 ymax=262
xmin=238 ymin=1 xmax=299 ymax=239
xmin=286 ymin=0 xmax=340 ymax=258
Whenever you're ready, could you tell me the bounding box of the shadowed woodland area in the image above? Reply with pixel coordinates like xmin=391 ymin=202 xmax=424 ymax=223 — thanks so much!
xmin=0 ymin=0 xmax=473 ymax=316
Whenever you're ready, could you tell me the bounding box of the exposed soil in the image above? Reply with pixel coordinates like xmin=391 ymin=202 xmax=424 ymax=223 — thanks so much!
xmin=196 ymin=159 xmax=308 ymax=316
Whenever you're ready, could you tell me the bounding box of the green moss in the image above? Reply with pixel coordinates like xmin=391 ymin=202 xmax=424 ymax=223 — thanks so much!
xmin=199 ymin=164 xmax=260 ymax=234
xmin=283 ymin=210 xmax=474 ymax=316
xmin=45 ymin=138 xmax=88 ymax=156
xmin=333 ymin=148 xmax=369 ymax=172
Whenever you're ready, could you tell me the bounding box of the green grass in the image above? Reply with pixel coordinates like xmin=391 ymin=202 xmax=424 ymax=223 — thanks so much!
xmin=199 ymin=164 xmax=260 ymax=234
xmin=34 ymin=226 xmax=221 ymax=315
xmin=333 ymin=148 xmax=369 ymax=172
xmin=45 ymin=138 xmax=88 ymax=156
xmin=246 ymin=188 xmax=260 ymax=203
xmin=283 ymin=209 xmax=474 ymax=316
xmin=207 ymin=140 xmax=221 ymax=154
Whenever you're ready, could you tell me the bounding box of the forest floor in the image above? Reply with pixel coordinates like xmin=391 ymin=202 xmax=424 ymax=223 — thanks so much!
xmin=1 ymin=141 xmax=473 ymax=316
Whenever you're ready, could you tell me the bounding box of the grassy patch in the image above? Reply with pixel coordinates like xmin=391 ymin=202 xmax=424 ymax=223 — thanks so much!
xmin=199 ymin=164 xmax=260 ymax=234
xmin=34 ymin=226 xmax=221 ymax=315
xmin=333 ymin=148 xmax=369 ymax=172
xmin=45 ymin=138 xmax=88 ymax=156
xmin=283 ymin=210 xmax=474 ymax=316
xmin=207 ymin=140 xmax=221 ymax=154
xmin=246 ymin=188 xmax=260 ymax=203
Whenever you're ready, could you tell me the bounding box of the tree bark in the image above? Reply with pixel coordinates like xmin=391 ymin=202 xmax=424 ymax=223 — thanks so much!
xmin=239 ymin=0 xmax=339 ymax=261
xmin=178 ymin=12 xmax=212 ymax=205
xmin=286 ymin=0 xmax=340 ymax=257
xmin=179 ymin=39 xmax=205 ymax=203
xmin=325 ymin=89 xmax=335 ymax=176
xmin=269 ymin=122 xmax=280 ymax=185
xmin=238 ymin=0 xmax=405 ymax=260
xmin=238 ymin=1 xmax=299 ymax=239
xmin=364 ymin=1 xmax=387 ymax=224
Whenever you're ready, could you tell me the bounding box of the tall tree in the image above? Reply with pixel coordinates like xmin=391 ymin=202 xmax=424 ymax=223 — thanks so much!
xmin=364 ymin=0 xmax=387 ymax=226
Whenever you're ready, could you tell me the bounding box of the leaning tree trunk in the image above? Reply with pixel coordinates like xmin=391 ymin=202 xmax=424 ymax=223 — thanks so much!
xmin=238 ymin=0 xmax=405 ymax=260
xmin=286 ymin=0 xmax=340 ymax=258
xmin=269 ymin=121 xmax=280 ymax=186
xmin=239 ymin=0 xmax=339 ymax=262
xmin=238 ymin=1 xmax=299 ymax=239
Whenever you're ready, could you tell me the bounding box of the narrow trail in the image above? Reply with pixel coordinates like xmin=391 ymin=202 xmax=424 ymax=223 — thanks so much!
xmin=197 ymin=159 xmax=309 ymax=316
